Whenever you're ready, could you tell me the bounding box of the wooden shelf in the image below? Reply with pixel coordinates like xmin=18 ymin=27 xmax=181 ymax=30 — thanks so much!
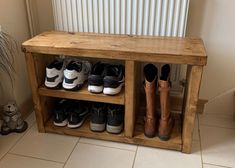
xmin=44 ymin=113 xmax=182 ymax=151
xmin=22 ymin=31 xmax=207 ymax=66
xmin=38 ymin=85 xmax=125 ymax=105
xmin=23 ymin=31 xmax=206 ymax=153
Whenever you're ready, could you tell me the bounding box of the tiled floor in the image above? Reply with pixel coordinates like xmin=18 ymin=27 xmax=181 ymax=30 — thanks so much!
xmin=0 ymin=112 xmax=235 ymax=168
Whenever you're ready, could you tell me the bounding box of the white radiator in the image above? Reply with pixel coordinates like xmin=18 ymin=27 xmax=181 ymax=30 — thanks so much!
xmin=51 ymin=0 xmax=190 ymax=93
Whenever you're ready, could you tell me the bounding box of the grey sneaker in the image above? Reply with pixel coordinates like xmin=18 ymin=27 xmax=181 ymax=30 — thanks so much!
xmin=106 ymin=105 xmax=124 ymax=134
xmin=90 ymin=103 xmax=106 ymax=132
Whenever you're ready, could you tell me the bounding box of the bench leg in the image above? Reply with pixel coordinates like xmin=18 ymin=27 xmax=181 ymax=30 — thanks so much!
xmin=125 ymin=60 xmax=139 ymax=138
xmin=25 ymin=52 xmax=45 ymax=132
xmin=182 ymin=65 xmax=203 ymax=153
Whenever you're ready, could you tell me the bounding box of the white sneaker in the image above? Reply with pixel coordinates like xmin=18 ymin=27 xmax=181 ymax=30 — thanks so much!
xmin=63 ymin=60 xmax=91 ymax=90
xmin=45 ymin=59 xmax=65 ymax=88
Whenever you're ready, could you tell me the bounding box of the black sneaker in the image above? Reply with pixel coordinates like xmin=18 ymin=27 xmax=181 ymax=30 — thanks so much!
xmin=88 ymin=62 xmax=107 ymax=93
xmin=106 ymin=105 xmax=124 ymax=134
xmin=67 ymin=101 xmax=89 ymax=128
xmin=103 ymin=65 xmax=125 ymax=95
xmin=53 ymin=99 xmax=69 ymax=127
xmin=90 ymin=103 xmax=106 ymax=132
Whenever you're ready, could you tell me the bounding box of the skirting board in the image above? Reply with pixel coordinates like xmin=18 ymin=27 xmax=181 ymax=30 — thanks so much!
xmin=140 ymin=94 xmax=208 ymax=114
xmin=20 ymin=97 xmax=34 ymax=119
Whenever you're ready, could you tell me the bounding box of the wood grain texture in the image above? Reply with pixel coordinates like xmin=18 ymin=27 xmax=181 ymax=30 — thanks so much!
xmin=182 ymin=65 xmax=203 ymax=153
xmin=24 ymin=53 xmax=45 ymax=132
xmin=22 ymin=31 xmax=207 ymax=65
xmin=124 ymin=60 xmax=136 ymax=138
xmin=38 ymin=84 xmax=125 ymax=105
xmin=22 ymin=31 xmax=207 ymax=153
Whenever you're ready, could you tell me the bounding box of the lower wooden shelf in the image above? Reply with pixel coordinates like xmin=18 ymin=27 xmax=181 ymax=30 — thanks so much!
xmin=44 ymin=113 xmax=182 ymax=151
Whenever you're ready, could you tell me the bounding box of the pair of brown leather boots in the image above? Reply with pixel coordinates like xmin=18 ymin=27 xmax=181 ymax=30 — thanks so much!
xmin=144 ymin=64 xmax=174 ymax=141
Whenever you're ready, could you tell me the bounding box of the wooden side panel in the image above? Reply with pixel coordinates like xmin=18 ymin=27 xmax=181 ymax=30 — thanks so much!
xmin=124 ymin=60 xmax=137 ymax=138
xmin=24 ymin=53 xmax=45 ymax=132
xmin=182 ymin=65 xmax=203 ymax=153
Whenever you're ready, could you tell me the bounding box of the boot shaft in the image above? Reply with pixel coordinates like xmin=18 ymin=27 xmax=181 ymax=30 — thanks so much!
xmin=158 ymin=80 xmax=170 ymax=120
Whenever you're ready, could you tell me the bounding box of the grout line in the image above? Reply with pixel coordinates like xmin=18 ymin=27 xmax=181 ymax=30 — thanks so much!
xmin=7 ymin=153 xmax=64 ymax=164
xmin=132 ymin=145 xmax=138 ymax=168
xmin=203 ymin=163 xmax=233 ymax=168
xmin=0 ymin=120 xmax=36 ymax=161
xmin=197 ymin=113 xmax=204 ymax=168
xmin=62 ymin=137 xmax=80 ymax=168
xmin=78 ymin=141 xmax=137 ymax=152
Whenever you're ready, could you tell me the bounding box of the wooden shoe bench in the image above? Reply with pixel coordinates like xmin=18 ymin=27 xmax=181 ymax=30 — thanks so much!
xmin=22 ymin=31 xmax=207 ymax=154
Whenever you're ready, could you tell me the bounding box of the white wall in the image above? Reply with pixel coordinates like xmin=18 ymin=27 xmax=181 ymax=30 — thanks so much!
xmin=187 ymin=0 xmax=235 ymax=115
xmin=0 ymin=0 xmax=31 ymax=106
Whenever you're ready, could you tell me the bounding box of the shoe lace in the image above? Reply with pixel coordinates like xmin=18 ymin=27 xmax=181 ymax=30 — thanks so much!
xmin=109 ymin=109 xmax=116 ymax=117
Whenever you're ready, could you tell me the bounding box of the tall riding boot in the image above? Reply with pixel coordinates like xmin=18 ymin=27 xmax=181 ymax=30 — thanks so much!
xmin=158 ymin=64 xmax=174 ymax=141
xmin=144 ymin=64 xmax=158 ymax=138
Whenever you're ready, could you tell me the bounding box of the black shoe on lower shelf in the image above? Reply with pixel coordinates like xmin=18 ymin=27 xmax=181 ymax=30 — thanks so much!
xmin=90 ymin=103 xmax=107 ymax=132
xmin=106 ymin=104 xmax=124 ymax=134
xmin=53 ymin=99 xmax=69 ymax=127
xmin=67 ymin=101 xmax=89 ymax=128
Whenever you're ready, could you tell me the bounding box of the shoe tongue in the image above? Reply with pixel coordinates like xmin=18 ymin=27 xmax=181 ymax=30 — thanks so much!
xmin=69 ymin=61 xmax=82 ymax=72
xmin=109 ymin=66 xmax=119 ymax=77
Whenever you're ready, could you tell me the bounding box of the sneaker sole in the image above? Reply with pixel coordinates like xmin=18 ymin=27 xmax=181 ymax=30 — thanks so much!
xmin=62 ymin=82 xmax=83 ymax=91
xmin=67 ymin=114 xmax=89 ymax=128
xmin=106 ymin=123 xmax=123 ymax=134
xmin=88 ymin=85 xmax=103 ymax=93
xmin=45 ymin=81 xmax=62 ymax=88
xmin=53 ymin=119 xmax=68 ymax=127
xmin=103 ymin=83 xmax=124 ymax=95
xmin=90 ymin=122 xmax=106 ymax=132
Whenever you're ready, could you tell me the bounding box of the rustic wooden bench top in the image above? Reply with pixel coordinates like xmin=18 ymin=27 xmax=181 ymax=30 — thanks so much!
xmin=22 ymin=31 xmax=207 ymax=65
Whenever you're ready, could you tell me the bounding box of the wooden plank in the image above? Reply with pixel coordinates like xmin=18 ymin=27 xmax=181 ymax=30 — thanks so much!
xmin=45 ymin=113 xmax=182 ymax=151
xmin=22 ymin=31 xmax=207 ymax=66
xmin=38 ymin=85 xmax=125 ymax=105
xmin=182 ymin=65 xmax=203 ymax=153
xmin=24 ymin=53 xmax=45 ymax=132
xmin=124 ymin=60 xmax=137 ymax=137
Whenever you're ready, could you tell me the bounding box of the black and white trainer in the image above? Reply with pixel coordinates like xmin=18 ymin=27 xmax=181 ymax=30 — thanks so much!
xmin=90 ymin=103 xmax=107 ymax=132
xmin=106 ymin=105 xmax=124 ymax=134
xmin=88 ymin=62 xmax=107 ymax=93
xmin=45 ymin=59 xmax=65 ymax=88
xmin=63 ymin=60 xmax=91 ymax=90
xmin=53 ymin=99 xmax=69 ymax=127
xmin=103 ymin=65 xmax=125 ymax=95
xmin=67 ymin=101 xmax=89 ymax=128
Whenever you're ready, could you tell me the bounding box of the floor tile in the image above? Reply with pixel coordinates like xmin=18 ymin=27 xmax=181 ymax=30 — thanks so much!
xmin=199 ymin=113 xmax=235 ymax=129
xmin=203 ymin=164 xmax=232 ymax=168
xmin=79 ymin=137 xmax=137 ymax=151
xmin=0 ymin=113 xmax=35 ymax=159
xmin=0 ymin=154 xmax=63 ymax=168
xmin=64 ymin=143 xmax=135 ymax=168
xmin=10 ymin=124 xmax=78 ymax=163
xmin=134 ymin=142 xmax=202 ymax=168
xmin=200 ymin=125 xmax=235 ymax=168
xmin=0 ymin=133 xmax=23 ymax=159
